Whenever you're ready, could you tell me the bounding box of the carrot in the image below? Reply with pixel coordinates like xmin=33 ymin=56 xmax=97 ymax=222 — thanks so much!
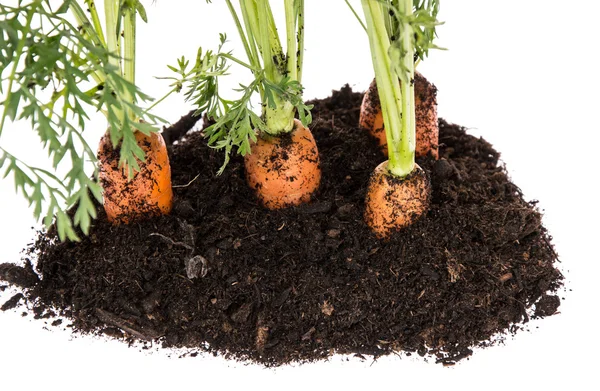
xmin=0 ymin=1 xmax=172 ymax=240
xmin=96 ymin=2 xmax=174 ymax=225
xmin=364 ymin=161 xmax=430 ymax=238
xmin=360 ymin=0 xmax=440 ymax=238
xmin=98 ymin=130 xmax=173 ymax=224
xmin=180 ymin=0 xmax=320 ymax=209
xmin=360 ymin=72 xmax=439 ymax=158
xmin=244 ymin=119 xmax=320 ymax=209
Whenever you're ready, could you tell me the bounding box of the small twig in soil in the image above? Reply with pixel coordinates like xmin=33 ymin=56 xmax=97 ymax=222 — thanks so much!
xmin=173 ymin=173 xmax=201 ymax=189
xmin=301 ymin=326 xmax=316 ymax=341
xmin=149 ymin=233 xmax=194 ymax=252
xmin=95 ymin=308 xmax=161 ymax=341
xmin=177 ymin=219 xmax=196 ymax=249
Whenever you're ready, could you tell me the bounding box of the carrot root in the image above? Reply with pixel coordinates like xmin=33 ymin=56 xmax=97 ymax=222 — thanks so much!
xmin=364 ymin=161 xmax=430 ymax=238
xmin=244 ymin=119 xmax=321 ymax=209
xmin=360 ymin=72 xmax=439 ymax=158
xmin=98 ymin=130 xmax=173 ymax=224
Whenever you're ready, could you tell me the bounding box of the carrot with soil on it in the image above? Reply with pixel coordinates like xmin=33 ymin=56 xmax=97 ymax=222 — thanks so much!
xmin=359 ymin=0 xmax=441 ymax=238
xmin=98 ymin=130 xmax=173 ymax=224
xmin=95 ymin=1 xmax=173 ymax=224
xmin=235 ymin=0 xmax=319 ymax=209
xmin=0 ymin=0 xmax=170 ymax=240
xmin=170 ymin=0 xmax=319 ymax=209
xmin=350 ymin=0 xmax=442 ymax=159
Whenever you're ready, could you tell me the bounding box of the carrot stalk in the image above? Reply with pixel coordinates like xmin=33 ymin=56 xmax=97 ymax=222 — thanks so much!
xmin=360 ymin=0 xmax=440 ymax=238
xmin=97 ymin=0 xmax=173 ymax=223
xmin=353 ymin=0 xmax=441 ymax=159
xmin=241 ymin=0 xmax=319 ymax=207
xmin=175 ymin=0 xmax=319 ymax=209
xmin=122 ymin=4 xmax=137 ymax=119
xmin=362 ymin=0 xmax=413 ymax=178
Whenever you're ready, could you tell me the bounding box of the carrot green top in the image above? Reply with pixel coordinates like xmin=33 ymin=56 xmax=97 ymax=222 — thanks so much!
xmin=1 ymin=0 xmax=162 ymax=240
xmin=169 ymin=0 xmax=312 ymax=173
xmin=359 ymin=0 xmax=441 ymax=177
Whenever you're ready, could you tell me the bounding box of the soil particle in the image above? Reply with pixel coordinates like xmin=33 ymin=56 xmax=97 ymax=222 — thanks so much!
xmin=0 ymin=85 xmax=563 ymax=366
xmin=1 ymin=293 xmax=25 ymax=311
xmin=534 ymin=294 xmax=561 ymax=318
xmin=0 ymin=261 xmax=39 ymax=289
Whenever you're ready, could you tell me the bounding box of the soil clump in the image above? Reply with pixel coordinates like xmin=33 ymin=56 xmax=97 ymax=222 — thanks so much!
xmin=1 ymin=85 xmax=563 ymax=366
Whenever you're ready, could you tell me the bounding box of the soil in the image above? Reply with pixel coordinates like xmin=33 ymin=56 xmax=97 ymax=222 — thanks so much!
xmin=0 ymin=85 xmax=563 ymax=366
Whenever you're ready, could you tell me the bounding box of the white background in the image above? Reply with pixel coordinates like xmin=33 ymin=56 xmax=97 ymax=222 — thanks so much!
xmin=1 ymin=0 xmax=599 ymax=389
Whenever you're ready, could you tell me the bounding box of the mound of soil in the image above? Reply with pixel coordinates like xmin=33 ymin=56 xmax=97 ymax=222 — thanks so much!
xmin=1 ymin=85 xmax=563 ymax=366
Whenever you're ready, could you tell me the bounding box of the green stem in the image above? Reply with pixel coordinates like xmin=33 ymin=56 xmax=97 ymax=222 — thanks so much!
xmin=238 ymin=0 xmax=265 ymax=99
xmin=224 ymin=0 xmax=305 ymax=135
xmin=296 ymin=0 xmax=305 ymax=84
xmin=104 ymin=0 xmax=121 ymax=74
xmin=220 ymin=53 xmax=256 ymax=72
xmin=226 ymin=0 xmax=259 ymax=70
xmin=385 ymin=0 xmax=401 ymax=39
xmin=84 ymin=0 xmax=106 ymax=47
xmin=255 ymin=0 xmax=294 ymax=134
xmin=123 ymin=5 xmax=137 ymax=120
xmin=264 ymin=97 xmax=295 ymax=135
xmin=52 ymin=6 xmax=104 ymax=84
xmin=344 ymin=0 xmax=367 ymax=33
xmin=238 ymin=0 xmax=260 ymax=61
xmin=69 ymin=1 xmax=104 ymax=47
xmin=263 ymin=1 xmax=284 ymax=74
xmin=399 ymin=0 xmax=415 ymax=169
xmin=83 ymin=84 xmax=104 ymax=99
xmin=362 ymin=0 xmax=414 ymax=178
xmin=104 ymin=0 xmax=123 ymax=124
xmin=256 ymin=1 xmax=275 ymax=81
xmin=144 ymin=88 xmax=176 ymax=115
xmin=285 ymin=0 xmax=297 ymax=81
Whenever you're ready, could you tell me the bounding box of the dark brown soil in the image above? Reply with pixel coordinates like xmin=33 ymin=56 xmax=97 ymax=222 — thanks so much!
xmin=0 ymin=85 xmax=563 ymax=366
